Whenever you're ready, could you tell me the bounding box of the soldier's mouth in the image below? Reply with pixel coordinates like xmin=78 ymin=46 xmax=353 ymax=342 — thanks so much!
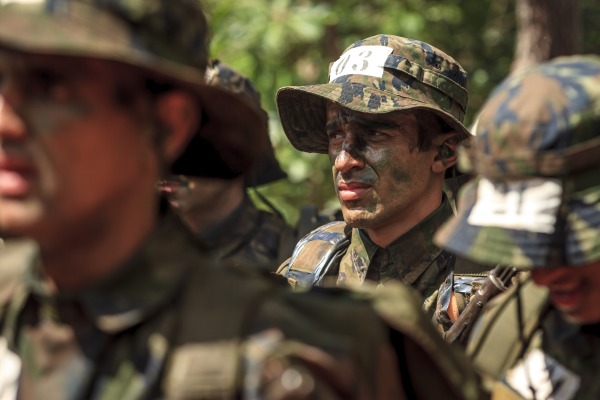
xmin=337 ymin=181 xmax=372 ymax=201
xmin=0 ymin=159 xmax=36 ymax=198
xmin=549 ymin=287 xmax=583 ymax=313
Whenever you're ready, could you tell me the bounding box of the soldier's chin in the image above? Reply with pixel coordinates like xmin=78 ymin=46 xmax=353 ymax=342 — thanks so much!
xmin=340 ymin=208 xmax=377 ymax=228
xmin=0 ymin=199 xmax=44 ymax=237
xmin=560 ymin=310 xmax=600 ymax=326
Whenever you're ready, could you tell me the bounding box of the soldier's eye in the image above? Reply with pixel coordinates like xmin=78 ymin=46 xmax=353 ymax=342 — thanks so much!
xmin=327 ymin=130 xmax=345 ymax=142
xmin=361 ymin=128 xmax=391 ymax=141
xmin=29 ymin=68 xmax=72 ymax=103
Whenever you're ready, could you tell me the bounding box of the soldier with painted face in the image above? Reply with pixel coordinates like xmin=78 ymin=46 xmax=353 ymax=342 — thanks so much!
xmin=160 ymin=60 xmax=296 ymax=271
xmin=276 ymin=34 xmax=488 ymax=313
xmin=435 ymin=55 xmax=600 ymax=399
xmin=0 ymin=1 xmax=483 ymax=399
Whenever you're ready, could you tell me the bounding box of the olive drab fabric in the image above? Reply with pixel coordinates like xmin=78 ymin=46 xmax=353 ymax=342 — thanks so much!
xmin=0 ymin=215 xmax=482 ymax=400
xmin=197 ymin=195 xmax=296 ymax=271
xmin=276 ymin=34 xmax=470 ymax=154
xmin=465 ymin=277 xmax=549 ymax=384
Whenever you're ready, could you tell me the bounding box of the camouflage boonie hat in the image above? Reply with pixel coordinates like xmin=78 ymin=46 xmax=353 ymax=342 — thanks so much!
xmin=173 ymin=60 xmax=287 ymax=185
xmin=276 ymin=34 xmax=470 ymax=153
xmin=435 ymin=55 xmax=600 ymax=269
xmin=0 ymin=0 xmax=268 ymax=179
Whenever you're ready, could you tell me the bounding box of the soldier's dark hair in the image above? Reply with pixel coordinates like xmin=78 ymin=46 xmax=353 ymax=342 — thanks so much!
xmin=413 ymin=110 xmax=454 ymax=152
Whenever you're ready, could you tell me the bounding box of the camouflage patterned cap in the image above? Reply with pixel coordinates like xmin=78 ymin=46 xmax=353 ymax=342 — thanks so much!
xmin=276 ymin=34 xmax=470 ymax=153
xmin=172 ymin=60 xmax=287 ymax=186
xmin=435 ymin=55 xmax=600 ymax=269
xmin=0 ymin=0 xmax=269 ymax=179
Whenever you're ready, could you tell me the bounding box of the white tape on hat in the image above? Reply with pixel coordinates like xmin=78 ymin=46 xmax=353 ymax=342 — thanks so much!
xmin=329 ymin=46 xmax=393 ymax=82
xmin=0 ymin=0 xmax=43 ymax=4
xmin=468 ymin=178 xmax=562 ymax=234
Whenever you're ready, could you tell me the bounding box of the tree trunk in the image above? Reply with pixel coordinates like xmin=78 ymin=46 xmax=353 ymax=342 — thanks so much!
xmin=511 ymin=0 xmax=581 ymax=74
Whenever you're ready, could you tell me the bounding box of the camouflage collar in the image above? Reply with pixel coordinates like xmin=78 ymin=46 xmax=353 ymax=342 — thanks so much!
xmin=340 ymin=195 xmax=453 ymax=286
xmin=195 ymin=194 xmax=260 ymax=257
xmin=24 ymin=213 xmax=208 ymax=333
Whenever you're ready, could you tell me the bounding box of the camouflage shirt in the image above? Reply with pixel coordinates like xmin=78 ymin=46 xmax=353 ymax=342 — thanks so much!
xmin=195 ymin=195 xmax=296 ymax=272
xmin=279 ymin=196 xmax=489 ymax=314
xmin=0 ymin=214 xmax=482 ymax=400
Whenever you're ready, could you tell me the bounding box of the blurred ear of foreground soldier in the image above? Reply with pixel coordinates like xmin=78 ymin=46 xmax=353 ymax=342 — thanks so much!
xmin=0 ymin=1 xmax=482 ymax=399
xmin=159 ymin=60 xmax=296 ymax=272
xmin=435 ymin=55 xmax=600 ymax=400
xmin=276 ymin=34 xmax=490 ymax=317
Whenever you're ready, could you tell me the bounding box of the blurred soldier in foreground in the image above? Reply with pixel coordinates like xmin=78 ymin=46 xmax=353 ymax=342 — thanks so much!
xmin=435 ymin=55 xmax=600 ymax=399
xmin=276 ymin=34 xmax=488 ymax=316
xmin=0 ymin=1 xmax=482 ymax=399
xmin=160 ymin=60 xmax=296 ymax=271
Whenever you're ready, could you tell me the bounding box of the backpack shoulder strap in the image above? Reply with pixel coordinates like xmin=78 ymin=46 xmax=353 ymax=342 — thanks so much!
xmin=466 ymin=274 xmax=550 ymax=379
xmin=164 ymin=262 xmax=276 ymax=399
xmin=283 ymin=221 xmax=351 ymax=289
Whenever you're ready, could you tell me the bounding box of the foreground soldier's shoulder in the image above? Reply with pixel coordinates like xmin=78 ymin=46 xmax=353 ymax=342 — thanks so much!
xmin=363 ymin=282 xmax=484 ymax=400
xmin=244 ymin=285 xmax=406 ymax=399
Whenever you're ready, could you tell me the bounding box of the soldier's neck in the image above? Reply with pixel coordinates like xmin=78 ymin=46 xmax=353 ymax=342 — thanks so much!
xmin=179 ymin=182 xmax=245 ymax=236
xmin=365 ymin=191 xmax=442 ymax=248
xmin=37 ymin=190 xmax=158 ymax=292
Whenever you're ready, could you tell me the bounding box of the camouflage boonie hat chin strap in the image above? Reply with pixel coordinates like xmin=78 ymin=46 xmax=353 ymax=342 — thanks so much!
xmin=435 ymin=55 xmax=600 ymax=270
xmin=0 ymin=0 xmax=269 ymax=179
xmin=276 ymin=34 xmax=470 ymax=153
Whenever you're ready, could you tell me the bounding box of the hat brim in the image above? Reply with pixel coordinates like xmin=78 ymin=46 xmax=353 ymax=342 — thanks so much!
xmin=0 ymin=9 xmax=269 ymax=179
xmin=174 ymin=85 xmax=269 ymax=179
xmin=434 ymin=178 xmax=600 ymax=269
xmin=276 ymin=82 xmax=471 ymax=154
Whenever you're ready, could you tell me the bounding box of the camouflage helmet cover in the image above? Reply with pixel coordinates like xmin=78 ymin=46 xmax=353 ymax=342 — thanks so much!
xmin=276 ymin=34 xmax=470 ymax=154
xmin=0 ymin=0 xmax=269 ymax=179
xmin=174 ymin=59 xmax=287 ymax=186
xmin=435 ymin=55 xmax=600 ymax=269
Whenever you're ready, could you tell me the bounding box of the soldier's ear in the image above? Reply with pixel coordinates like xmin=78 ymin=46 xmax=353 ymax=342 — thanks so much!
xmin=432 ymin=133 xmax=459 ymax=174
xmin=155 ymin=90 xmax=201 ymax=163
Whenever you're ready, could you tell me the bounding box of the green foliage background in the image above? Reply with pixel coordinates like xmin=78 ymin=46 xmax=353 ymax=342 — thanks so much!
xmin=202 ymin=0 xmax=600 ymax=225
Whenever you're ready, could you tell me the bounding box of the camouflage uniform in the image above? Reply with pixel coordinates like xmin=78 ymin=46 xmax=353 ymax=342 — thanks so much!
xmin=435 ymin=55 xmax=600 ymax=399
xmin=0 ymin=2 xmax=482 ymax=399
xmin=166 ymin=60 xmax=296 ymax=271
xmin=279 ymin=195 xmax=486 ymax=309
xmin=0 ymin=216 xmax=484 ymax=400
xmin=276 ymin=34 xmax=489 ymax=311
xmin=197 ymin=194 xmax=296 ymax=269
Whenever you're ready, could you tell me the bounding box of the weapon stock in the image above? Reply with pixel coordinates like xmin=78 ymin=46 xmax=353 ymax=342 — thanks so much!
xmin=444 ymin=265 xmax=517 ymax=345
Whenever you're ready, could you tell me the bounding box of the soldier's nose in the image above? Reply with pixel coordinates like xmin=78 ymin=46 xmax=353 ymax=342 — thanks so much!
xmin=0 ymin=96 xmax=27 ymax=142
xmin=334 ymin=147 xmax=364 ymax=173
